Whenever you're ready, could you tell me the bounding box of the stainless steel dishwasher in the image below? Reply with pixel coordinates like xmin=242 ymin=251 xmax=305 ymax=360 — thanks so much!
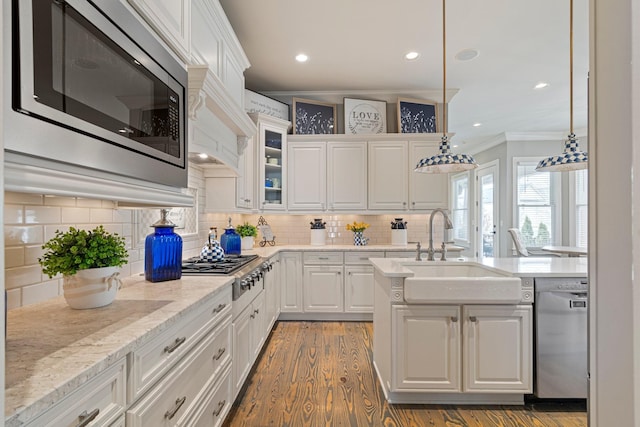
xmin=534 ymin=277 xmax=588 ymax=399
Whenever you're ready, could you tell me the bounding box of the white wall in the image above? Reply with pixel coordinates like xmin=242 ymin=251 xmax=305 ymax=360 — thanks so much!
xmin=589 ymin=0 xmax=639 ymax=425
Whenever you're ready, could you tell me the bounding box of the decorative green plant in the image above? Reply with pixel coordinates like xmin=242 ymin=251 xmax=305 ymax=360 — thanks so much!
xmin=236 ymin=222 xmax=258 ymax=238
xmin=39 ymin=226 xmax=128 ymax=278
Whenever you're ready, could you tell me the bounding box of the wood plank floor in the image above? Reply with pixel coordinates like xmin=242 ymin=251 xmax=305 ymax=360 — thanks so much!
xmin=223 ymin=321 xmax=587 ymax=427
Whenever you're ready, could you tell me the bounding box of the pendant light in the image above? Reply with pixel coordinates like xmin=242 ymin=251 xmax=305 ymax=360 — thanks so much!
xmin=414 ymin=0 xmax=477 ymax=174
xmin=536 ymin=0 xmax=588 ymax=172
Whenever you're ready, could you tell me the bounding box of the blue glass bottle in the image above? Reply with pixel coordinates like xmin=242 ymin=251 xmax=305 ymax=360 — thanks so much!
xmin=145 ymin=209 xmax=183 ymax=282
xmin=220 ymin=217 xmax=241 ymax=255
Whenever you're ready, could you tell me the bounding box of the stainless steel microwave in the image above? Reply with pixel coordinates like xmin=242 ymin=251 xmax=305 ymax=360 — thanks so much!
xmin=8 ymin=0 xmax=188 ymax=188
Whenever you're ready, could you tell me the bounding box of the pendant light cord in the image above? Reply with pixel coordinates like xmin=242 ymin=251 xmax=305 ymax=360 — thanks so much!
xmin=442 ymin=0 xmax=447 ymax=135
xmin=569 ymin=0 xmax=574 ymax=134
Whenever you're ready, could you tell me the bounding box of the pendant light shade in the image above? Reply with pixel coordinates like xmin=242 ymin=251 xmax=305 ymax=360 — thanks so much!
xmin=535 ymin=133 xmax=588 ymax=171
xmin=414 ymin=0 xmax=477 ymax=174
xmin=536 ymin=0 xmax=588 ymax=172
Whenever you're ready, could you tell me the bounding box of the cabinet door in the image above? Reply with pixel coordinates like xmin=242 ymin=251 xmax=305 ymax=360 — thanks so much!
xmin=250 ymin=291 xmax=267 ymax=360
xmin=391 ymin=305 xmax=461 ymax=391
xmin=255 ymin=115 xmax=291 ymax=211
xmin=280 ymin=252 xmax=303 ymax=313
xmin=344 ymin=265 xmax=374 ymax=313
xmin=237 ymin=136 xmax=255 ymax=210
xmin=232 ymin=307 xmax=252 ymax=394
xmin=368 ymin=141 xmax=408 ymax=210
xmin=409 ymin=141 xmax=449 ymax=210
xmin=264 ymin=256 xmax=280 ymax=329
xmin=303 ymin=265 xmax=344 ymax=312
xmin=327 ymin=141 xmax=367 ymax=210
xmin=463 ymin=305 xmax=532 ymax=392
xmin=128 ymin=0 xmax=190 ymax=61
xmin=288 ymin=142 xmax=326 ymax=210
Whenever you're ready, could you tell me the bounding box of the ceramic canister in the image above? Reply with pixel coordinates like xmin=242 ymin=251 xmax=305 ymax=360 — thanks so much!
xmin=391 ymin=229 xmax=408 ymax=246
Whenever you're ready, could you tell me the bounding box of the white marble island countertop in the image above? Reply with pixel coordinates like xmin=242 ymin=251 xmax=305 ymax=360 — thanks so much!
xmin=370 ymin=256 xmax=588 ymax=278
xmin=5 ymin=274 xmax=233 ymax=427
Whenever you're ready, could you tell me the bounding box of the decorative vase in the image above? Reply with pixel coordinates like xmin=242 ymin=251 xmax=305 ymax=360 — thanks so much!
xmin=353 ymin=231 xmax=368 ymax=246
xmin=63 ymin=266 xmax=122 ymax=309
xmin=145 ymin=209 xmax=183 ymax=282
xmin=241 ymin=236 xmax=255 ymax=251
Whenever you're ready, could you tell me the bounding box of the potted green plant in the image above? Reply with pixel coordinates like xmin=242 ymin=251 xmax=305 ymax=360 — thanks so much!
xmin=39 ymin=226 xmax=128 ymax=309
xmin=236 ymin=222 xmax=258 ymax=251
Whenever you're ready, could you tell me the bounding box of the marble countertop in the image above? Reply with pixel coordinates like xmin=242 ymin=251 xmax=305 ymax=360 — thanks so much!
xmin=245 ymin=243 xmax=464 ymax=258
xmin=371 ymin=256 xmax=588 ymax=278
xmin=5 ymin=274 xmax=233 ymax=426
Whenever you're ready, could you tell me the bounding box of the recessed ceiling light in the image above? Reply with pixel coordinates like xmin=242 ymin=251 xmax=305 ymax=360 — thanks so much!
xmin=455 ymin=49 xmax=479 ymax=61
xmin=473 ymin=123 xmax=482 ymax=127
xmin=534 ymin=82 xmax=549 ymax=89
xmin=405 ymin=51 xmax=420 ymax=60
xmin=453 ymin=145 xmax=459 ymax=148
xmin=198 ymin=153 xmax=208 ymax=159
xmin=295 ymin=53 xmax=308 ymax=63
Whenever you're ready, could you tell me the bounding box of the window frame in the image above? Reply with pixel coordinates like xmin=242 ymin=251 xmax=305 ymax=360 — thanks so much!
xmin=512 ymin=157 xmax=562 ymax=248
xmin=449 ymin=170 xmax=471 ymax=247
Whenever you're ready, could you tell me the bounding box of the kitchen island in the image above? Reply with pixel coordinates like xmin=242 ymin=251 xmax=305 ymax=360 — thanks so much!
xmin=369 ymin=256 xmax=587 ymax=405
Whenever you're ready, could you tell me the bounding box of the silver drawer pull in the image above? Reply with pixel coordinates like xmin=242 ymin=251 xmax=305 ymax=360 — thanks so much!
xmin=164 ymin=337 xmax=186 ymax=354
xmin=165 ymin=396 xmax=187 ymax=420
xmin=212 ymin=303 xmax=227 ymax=314
xmin=213 ymin=347 xmax=226 ymax=361
xmin=254 ymin=308 xmax=260 ymax=314
xmin=250 ymin=314 xmax=256 ymax=319
xmin=318 ymin=257 xmax=329 ymax=260
xmin=469 ymin=316 xmax=477 ymax=322
xmin=213 ymin=400 xmax=226 ymax=417
xmin=76 ymin=409 xmax=100 ymax=427
xmin=451 ymin=316 xmax=458 ymax=323
xmin=359 ymin=257 xmax=369 ymax=260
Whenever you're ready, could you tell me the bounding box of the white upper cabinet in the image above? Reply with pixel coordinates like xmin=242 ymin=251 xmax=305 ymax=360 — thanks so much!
xmin=127 ymin=0 xmax=191 ymax=61
xmin=288 ymin=142 xmax=326 ymax=210
xmin=252 ymin=114 xmax=291 ymax=211
xmin=368 ymin=141 xmax=409 ymax=210
xmin=327 ymin=141 xmax=367 ymax=211
xmin=409 ymin=141 xmax=449 ymax=210
xmin=236 ymin=137 xmax=255 ymax=210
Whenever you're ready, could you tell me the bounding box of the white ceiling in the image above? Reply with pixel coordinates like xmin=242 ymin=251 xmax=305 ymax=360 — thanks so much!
xmin=219 ymin=0 xmax=589 ymax=150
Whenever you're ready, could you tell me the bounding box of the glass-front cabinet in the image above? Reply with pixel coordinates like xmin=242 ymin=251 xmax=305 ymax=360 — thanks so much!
xmin=250 ymin=113 xmax=291 ymax=211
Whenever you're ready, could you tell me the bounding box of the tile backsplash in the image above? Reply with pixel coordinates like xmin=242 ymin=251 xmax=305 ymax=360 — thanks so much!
xmin=6 ymin=186 xmax=447 ymax=309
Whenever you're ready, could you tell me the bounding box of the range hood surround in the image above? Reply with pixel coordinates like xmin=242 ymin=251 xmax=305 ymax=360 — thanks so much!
xmin=188 ymin=65 xmax=256 ymax=171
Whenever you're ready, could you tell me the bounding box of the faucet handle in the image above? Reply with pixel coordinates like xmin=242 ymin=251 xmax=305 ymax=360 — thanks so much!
xmin=440 ymin=242 xmax=448 ymax=261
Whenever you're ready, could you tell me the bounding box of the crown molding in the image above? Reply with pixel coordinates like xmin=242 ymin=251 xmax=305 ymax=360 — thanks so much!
xmin=260 ymin=89 xmax=459 ymax=105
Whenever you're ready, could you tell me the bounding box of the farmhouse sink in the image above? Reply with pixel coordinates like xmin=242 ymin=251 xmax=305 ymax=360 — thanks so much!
xmin=400 ymin=261 xmax=523 ymax=304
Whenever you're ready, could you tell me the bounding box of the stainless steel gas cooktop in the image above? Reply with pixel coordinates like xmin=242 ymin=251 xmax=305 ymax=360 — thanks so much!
xmin=181 ymin=254 xmax=260 ymax=275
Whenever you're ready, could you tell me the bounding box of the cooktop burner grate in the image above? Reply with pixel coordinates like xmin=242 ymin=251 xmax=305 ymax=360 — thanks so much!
xmin=181 ymin=254 xmax=259 ymax=275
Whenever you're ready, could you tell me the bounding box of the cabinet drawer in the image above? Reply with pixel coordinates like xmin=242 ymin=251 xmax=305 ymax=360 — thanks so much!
xmin=188 ymin=364 xmax=233 ymax=427
xmin=127 ymin=286 xmax=232 ymax=403
xmin=126 ymin=316 xmax=232 ymax=427
xmin=303 ymin=251 xmax=343 ymax=264
xmin=344 ymin=251 xmax=384 ymax=265
xmin=25 ymin=358 xmax=126 ymax=427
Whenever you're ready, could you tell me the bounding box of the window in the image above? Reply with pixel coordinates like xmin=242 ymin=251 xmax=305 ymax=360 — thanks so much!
xmin=514 ymin=159 xmax=561 ymax=247
xmin=450 ymin=172 xmax=470 ymax=245
xmin=572 ymin=169 xmax=588 ymax=247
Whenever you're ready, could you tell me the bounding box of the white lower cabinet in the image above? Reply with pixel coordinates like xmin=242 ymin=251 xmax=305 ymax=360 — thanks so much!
xmin=463 ymin=305 xmax=532 ymax=392
xmin=110 ymin=415 xmax=126 ymax=427
xmin=264 ymin=255 xmax=281 ymax=329
xmin=280 ymin=252 xmax=303 ymax=313
xmin=233 ymin=291 xmax=267 ymax=395
xmin=303 ymin=265 xmax=344 ymax=312
xmin=24 ymin=358 xmax=126 ymax=427
xmin=392 ymin=304 xmax=532 ymax=393
xmin=392 ymin=305 xmax=461 ymax=391
xmin=126 ymin=315 xmax=233 ymax=426
xmin=186 ymin=364 xmax=233 ymax=427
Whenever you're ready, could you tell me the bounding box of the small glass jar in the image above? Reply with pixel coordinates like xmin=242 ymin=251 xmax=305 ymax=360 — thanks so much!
xmin=145 ymin=209 xmax=183 ymax=282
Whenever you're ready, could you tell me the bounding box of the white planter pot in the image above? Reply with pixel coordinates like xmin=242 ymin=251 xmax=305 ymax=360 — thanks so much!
xmin=63 ymin=266 xmax=122 ymax=309
xmin=241 ymin=236 xmax=255 ymax=251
